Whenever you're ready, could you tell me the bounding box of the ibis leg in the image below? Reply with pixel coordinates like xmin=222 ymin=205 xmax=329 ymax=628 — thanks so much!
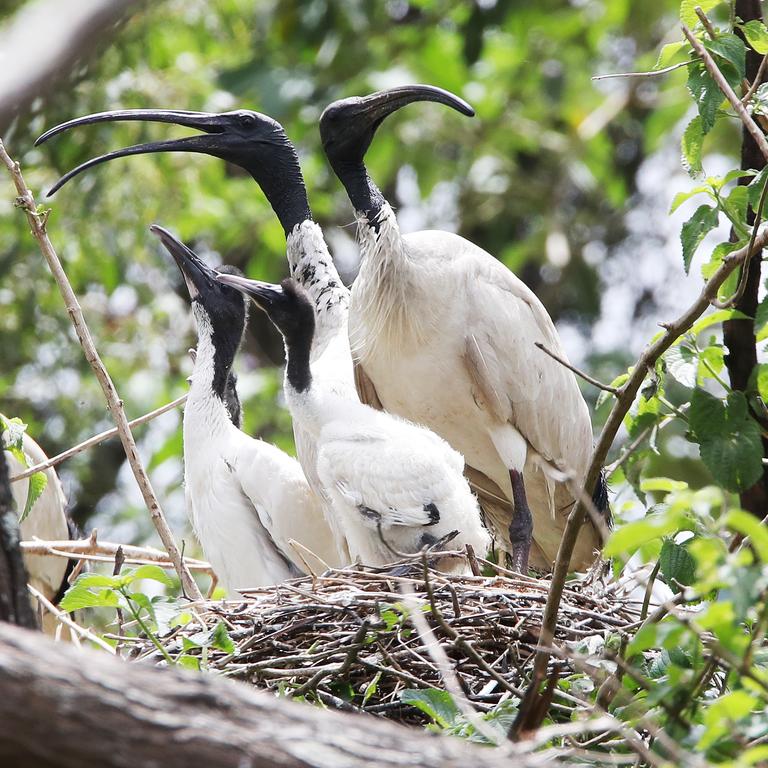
xmin=508 ymin=469 xmax=532 ymax=573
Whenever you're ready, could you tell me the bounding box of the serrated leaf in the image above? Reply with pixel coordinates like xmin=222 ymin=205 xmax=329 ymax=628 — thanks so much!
xmin=699 ymin=393 xmax=764 ymax=492
xmin=68 ymin=572 xmax=124 ymax=589
xmin=665 ymin=344 xmax=697 ymax=387
xmin=0 ymin=417 xmax=27 ymax=453
xmin=670 ymin=184 xmax=712 ymax=213
xmin=689 ymin=387 xmax=726 ymax=440
xmin=681 ymin=116 xmax=705 ymax=177
xmin=747 ymin=166 xmax=768 ymax=207
xmin=20 ymin=470 xmax=47 ymax=524
xmin=130 ymin=564 xmax=176 ymax=588
xmin=681 ymin=204 xmax=719 ymax=273
xmin=680 ymin=0 xmax=722 ymax=28
xmin=659 ymin=539 xmax=696 ymax=588
xmin=59 ymin=584 xmax=120 ymax=612
xmin=706 ymin=34 xmax=747 ymax=81
xmin=401 ymin=688 xmax=460 ymax=728
xmin=753 ymin=82 xmax=768 ymax=117
xmin=741 ymin=19 xmax=768 ymax=54
xmin=686 ymin=62 xmax=722 ymax=134
xmin=722 ymin=184 xmax=749 ymax=224
xmin=697 ymin=344 xmax=724 ymax=384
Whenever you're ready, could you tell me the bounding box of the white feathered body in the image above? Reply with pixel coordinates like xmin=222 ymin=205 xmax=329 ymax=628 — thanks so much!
xmin=286 ymin=384 xmax=490 ymax=570
xmin=183 ymin=315 xmax=339 ymax=594
xmin=349 ymin=205 xmax=598 ymax=570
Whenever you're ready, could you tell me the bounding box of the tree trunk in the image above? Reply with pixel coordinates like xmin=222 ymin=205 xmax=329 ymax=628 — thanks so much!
xmin=0 ymin=448 xmax=37 ymax=628
xmin=724 ymin=0 xmax=768 ymax=518
xmin=0 ymin=623 xmax=538 ymax=768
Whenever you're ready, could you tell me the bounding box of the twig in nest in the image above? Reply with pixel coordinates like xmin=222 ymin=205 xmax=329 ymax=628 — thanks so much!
xmin=0 ymin=140 xmax=201 ymax=602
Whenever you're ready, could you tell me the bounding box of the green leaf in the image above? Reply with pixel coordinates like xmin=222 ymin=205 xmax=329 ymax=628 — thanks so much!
xmin=693 ymin=392 xmax=764 ymax=492
xmin=747 ymin=166 xmax=768 ymax=207
xmin=654 ymin=40 xmax=688 ymax=69
xmin=640 ymin=478 xmax=689 ymax=493
xmin=400 ymin=688 xmax=460 ymax=728
xmin=596 ymin=373 xmax=628 ymax=409
xmin=177 ymin=654 xmax=201 ymax=671
xmin=130 ymin=564 xmax=176 ymax=588
xmin=20 ymin=470 xmax=47 ymax=524
xmin=686 ymin=62 xmax=722 ymax=134
xmin=659 ymin=539 xmax=696 ymax=588
xmin=741 ymin=20 xmax=768 ymax=54
xmin=0 ymin=417 xmax=27 ymax=453
xmin=604 ymin=514 xmax=682 ymax=558
xmin=691 ymin=308 xmax=747 ymax=335
xmin=210 ymin=621 xmax=235 ymax=653
xmin=706 ymin=34 xmax=747 ymax=82
xmin=753 ymin=82 xmax=768 ymax=117
xmin=699 ymin=691 xmax=758 ymax=749
xmin=726 ymin=510 xmax=768 ymax=563
xmin=680 ymin=0 xmax=722 ymax=28
xmin=681 ymin=204 xmax=719 ymax=273
xmin=755 ymin=363 xmax=768 ymax=401
xmin=361 ymin=671 xmax=382 ymax=706
xmin=689 ymin=387 xmax=726 ymax=440
xmin=755 ymin=297 xmax=768 ymax=341
xmin=681 ymin=116 xmax=705 ymax=177
xmin=68 ymin=572 xmax=124 ymax=589
xmin=59 ymin=584 xmax=120 ymax=612
xmin=665 ymin=344 xmax=697 ymax=387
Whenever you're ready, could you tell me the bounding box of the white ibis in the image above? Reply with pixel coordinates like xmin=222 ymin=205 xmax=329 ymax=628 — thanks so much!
xmin=319 ymin=85 xmax=609 ymax=573
xmin=150 ymin=224 xmax=341 ymax=592
xmin=216 ymin=273 xmax=490 ymax=569
xmin=37 ymin=109 xmax=356 ymax=565
xmin=2 ymin=419 xmax=75 ymax=632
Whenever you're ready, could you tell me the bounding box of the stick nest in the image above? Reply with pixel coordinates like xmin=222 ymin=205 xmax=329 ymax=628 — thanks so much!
xmin=126 ymin=556 xmax=641 ymax=725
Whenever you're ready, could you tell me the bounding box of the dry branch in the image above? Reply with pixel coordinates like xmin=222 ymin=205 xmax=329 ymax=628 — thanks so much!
xmin=19 ymin=537 xmax=213 ymax=573
xmin=0 ymin=140 xmax=202 ymax=602
xmin=10 ymin=393 xmax=187 ymax=483
xmin=524 ymin=227 xmax=768 ymax=722
xmin=0 ymin=622 xmax=546 ymax=768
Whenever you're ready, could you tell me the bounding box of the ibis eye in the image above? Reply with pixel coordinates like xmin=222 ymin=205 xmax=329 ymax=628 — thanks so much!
xmin=239 ymin=113 xmax=256 ymax=127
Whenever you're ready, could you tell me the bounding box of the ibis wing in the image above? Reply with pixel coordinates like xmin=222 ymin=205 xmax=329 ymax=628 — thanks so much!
xmin=317 ymin=429 xmax=453 ymax=530
xmin=461 ymin=262 xmax=592 ymax=475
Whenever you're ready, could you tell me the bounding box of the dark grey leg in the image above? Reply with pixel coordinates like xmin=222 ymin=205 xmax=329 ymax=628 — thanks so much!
xmin=508 ymin=469 xmax=532 ymax=573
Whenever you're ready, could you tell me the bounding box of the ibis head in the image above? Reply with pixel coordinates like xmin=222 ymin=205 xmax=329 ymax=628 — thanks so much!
xmin=37 ymin=110 xmax=311 ymax=234
xmin=150 ymin=224 xmax=247 ymax=402
xmin=319 ymin=84 xmax=473 ymax=222
xmin=319 ymin=84 xmax=474 ymax=166
xmin=217 ymin=274 xmax=315 ymax=393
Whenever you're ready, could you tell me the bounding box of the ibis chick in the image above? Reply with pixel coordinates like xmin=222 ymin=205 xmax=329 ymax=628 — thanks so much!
xmin=217 ymin=274 xmax=489 ymax=570
xmin=151 ymin=225 xmax=340 ymax=593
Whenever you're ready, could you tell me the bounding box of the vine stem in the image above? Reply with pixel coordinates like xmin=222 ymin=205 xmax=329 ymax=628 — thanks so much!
xmin=0 ymin=139 xmax=202 ymax=602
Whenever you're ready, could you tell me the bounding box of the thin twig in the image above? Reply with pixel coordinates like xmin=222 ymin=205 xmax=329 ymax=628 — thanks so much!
xmin=27 ymin=584 xmax=115 ymax=654
xmin=521 ymin=226 xmax=768 ymax=730
xmin=534 ymin=342 xmax=619 ymax=394
xmin=10 ymin=394 xmax=187 ymax=483
xmin=742 ymin=50 xmax=768 ymax=104
xmin=591 ymin=61 xmax=689 ymax=81
xmin=0 ymin=139 xmax=202 ymax=602
xmin=694 ymin=6 xmax=717 ymax=40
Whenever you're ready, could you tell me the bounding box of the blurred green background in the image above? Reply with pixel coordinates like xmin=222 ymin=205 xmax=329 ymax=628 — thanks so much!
xmin=1 ymin=0 xmax=730 ymax=554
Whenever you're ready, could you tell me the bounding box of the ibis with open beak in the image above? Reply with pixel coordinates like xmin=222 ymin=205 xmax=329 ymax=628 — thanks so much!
xmin=37 ymin=108 xmax=357 ymax=565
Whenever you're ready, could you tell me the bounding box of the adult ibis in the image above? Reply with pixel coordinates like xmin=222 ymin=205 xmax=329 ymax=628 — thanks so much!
xmin=217 ymin=273 xmax=489 ymax=569
xmin=37 ymin=108 xmax=356 ymax=565
xmin=319 ymin=85 xmax=609 ymax=573
xmin=150 ymin=224 xmax=340 ymax=591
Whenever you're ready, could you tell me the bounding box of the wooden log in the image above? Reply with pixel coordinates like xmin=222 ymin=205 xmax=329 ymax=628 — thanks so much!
xmin=0 ymin=623 xmax=539 ymax=768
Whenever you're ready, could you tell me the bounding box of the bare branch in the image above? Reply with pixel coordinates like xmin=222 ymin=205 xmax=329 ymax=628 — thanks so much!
xmin=591 ymin=61 xmax=689 ymax=81
xmin=694 ymin=6 xmax=717 ymax=39
xmin=0 ymin=140 xmax=202 ymax=602
xmin=742 ymin=51 xmax=768 ymax=104
xmin=10 ymin=393 xmax=187 ymax=483
xmin=534 ymin=342 xmax=619 ymax=394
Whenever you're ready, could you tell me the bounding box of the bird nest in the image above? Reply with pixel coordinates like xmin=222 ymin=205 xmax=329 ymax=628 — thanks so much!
xmin=125 ymin=553 xmax=641 ymax=725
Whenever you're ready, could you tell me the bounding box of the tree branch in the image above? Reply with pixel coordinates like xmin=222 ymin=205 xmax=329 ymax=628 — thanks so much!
xmin=517 ymin=227 xmax=768 ymax=730
xmin=0 ymin=140 xmax=202 ymax=602
xmin=0 ymin=623 xmax=542 ymax=768
xmin=534 ymin=342 xmax=619 ymax=394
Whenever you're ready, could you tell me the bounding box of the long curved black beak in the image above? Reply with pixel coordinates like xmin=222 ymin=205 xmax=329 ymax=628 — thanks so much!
xmin=215 ymin=273 xmax=283 ymax=309
xmin=320 ymin=84 xmax=474 ymax=159
xmin=36 ymin=110 xmax=228 ymax=196
xmin=150 ymin=224 xmax=216 ymax=300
